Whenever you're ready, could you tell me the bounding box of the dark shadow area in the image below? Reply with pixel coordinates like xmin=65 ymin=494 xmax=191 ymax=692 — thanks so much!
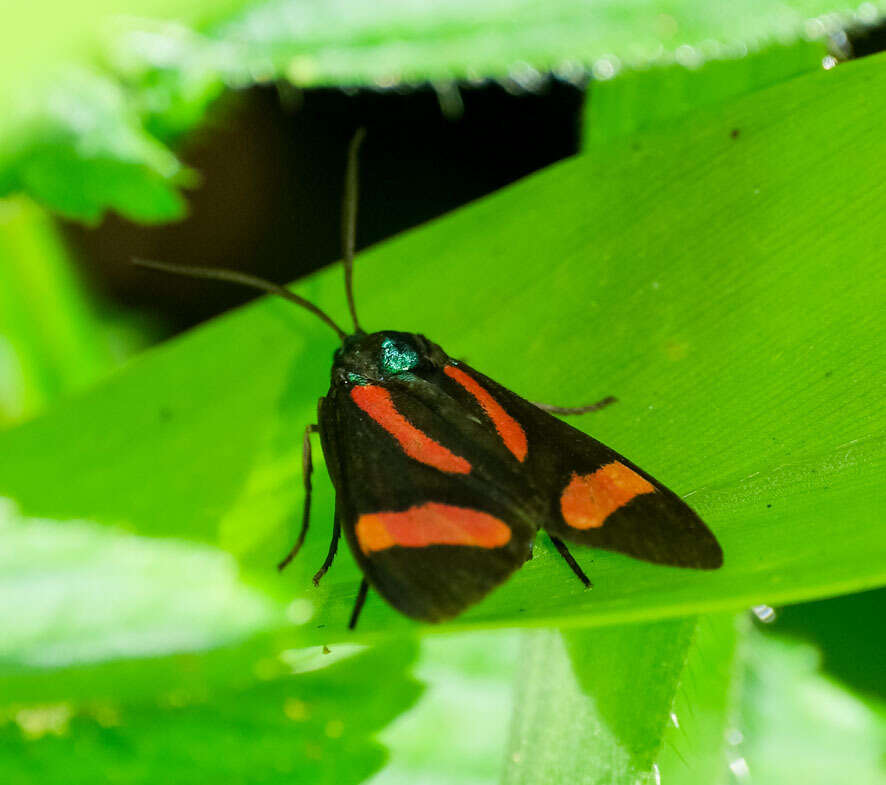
xmin=848 ymin=18 xmax=886 ymax=58
xmin=764 ymin=587 xmax=886 ymax=701
xmin=65 ymin=80 xmax=584 ymax=332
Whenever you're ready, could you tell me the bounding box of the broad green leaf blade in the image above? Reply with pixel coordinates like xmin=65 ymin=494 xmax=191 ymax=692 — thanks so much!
xmin=0 ymin=52 xmax=884 ymax=641
xmin=503 ymin=623 xmax=681 ymax=785
xmin=562 ymin=618 xmax=698 ymax=771
xmin=502 ymin=630 xmax=633 ymax=785
xmin=503 ymin=616 xmax=741 ymax=785
xmin=585 ymin=40 xmax=826 ymax=145
xmin=655 ymin=615 xmax=743 ymax=785
xmin=0 ymin=638 xmax=422 ymax=785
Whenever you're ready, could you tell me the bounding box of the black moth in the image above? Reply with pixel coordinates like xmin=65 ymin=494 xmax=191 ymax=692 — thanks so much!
xmin=136 ymin=131 xmax=722 ymax=629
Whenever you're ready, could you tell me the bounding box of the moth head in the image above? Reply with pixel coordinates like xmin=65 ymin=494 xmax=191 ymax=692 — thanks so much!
xmin=332 ymin=331 xmax=444 ymax=384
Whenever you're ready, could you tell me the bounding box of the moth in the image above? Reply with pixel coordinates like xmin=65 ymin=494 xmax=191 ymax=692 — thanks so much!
xmin=136 ymin=130 xmax=722 ymax=629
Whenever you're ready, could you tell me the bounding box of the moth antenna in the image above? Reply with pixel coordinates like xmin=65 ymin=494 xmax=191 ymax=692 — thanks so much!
xmin=130 ymin=259 xmax=348 ymax=341
xmin=342 ymin=127 xmax=367 ymax=333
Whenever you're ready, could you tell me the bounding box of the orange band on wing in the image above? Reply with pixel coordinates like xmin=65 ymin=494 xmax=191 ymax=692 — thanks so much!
xmin=356 ymin=502 xmax=512 ymax=554
xmin=560 ymin=461 xmax=656 ymax=529
xmin=350 ymin=385 xmax=471 ymax=474
xmin=444 ymin=365 xmax=527 ymax=462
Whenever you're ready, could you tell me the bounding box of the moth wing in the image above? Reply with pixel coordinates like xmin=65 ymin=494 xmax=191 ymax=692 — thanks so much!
xmin=455 ymin=365 xmax=723 ymax=570
xmin=318 ymin=383 xmax=537 ymax=623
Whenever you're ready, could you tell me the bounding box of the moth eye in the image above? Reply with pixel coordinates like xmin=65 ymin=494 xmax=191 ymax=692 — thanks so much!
xmin=379 ymin=337 xmax=420 ymax=374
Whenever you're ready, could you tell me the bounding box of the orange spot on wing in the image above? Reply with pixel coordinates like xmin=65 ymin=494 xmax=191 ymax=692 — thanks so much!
xmin=350 ymin=385 xmax=471 ymax=474
xmin=560 ymin=461 xmax=656 ymax=529
xmin=356 ymin=503 xmax=512 ymax=554
xmin=444 ymin=365 xmax=527 ymax=462
xmin=353 ymin=514 xmax=396 ymax=554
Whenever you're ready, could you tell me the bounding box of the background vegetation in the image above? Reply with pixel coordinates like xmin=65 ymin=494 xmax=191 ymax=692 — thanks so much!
xmin=1 ymin=2 xmax=884 ymax=783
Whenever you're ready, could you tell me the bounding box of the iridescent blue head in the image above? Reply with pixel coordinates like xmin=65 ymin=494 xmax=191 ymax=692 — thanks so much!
xmin=331 ymin=331 xmax=446 ymax=385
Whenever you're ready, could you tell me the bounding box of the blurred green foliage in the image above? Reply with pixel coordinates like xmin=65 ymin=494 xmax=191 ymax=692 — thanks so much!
xmin=2 ymin=0 xmax=884 ymax=221
xmin=0 ymin=2 xmax=884 ymax=783
xmin=1 ymin=70 xmax=191 ymax=224
xmin=0 ymin=637 xmax=422 ymax=785
xmin=740 ymin=628 xmax=886 ymax=785
xmin=0 ymin=199 xmax=115 ymax=424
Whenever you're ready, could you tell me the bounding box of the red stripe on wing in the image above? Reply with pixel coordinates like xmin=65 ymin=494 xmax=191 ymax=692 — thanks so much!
xmin=444 ymin=365 xmax=528 ymax=462
xmin=350 ymin=384 xmax=471 ymax=474
xmin=356 ymin=503 xmax=512 ymax=554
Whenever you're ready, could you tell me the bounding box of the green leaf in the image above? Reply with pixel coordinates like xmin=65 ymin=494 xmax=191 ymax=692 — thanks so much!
xmin=0 ymin=637 xmax=422 ymax=785
xmin=0 ymin=70 xmax=190 ymax=224
xmin=0 ymin=0 xmax=250 ymax=222
xmin=161 ymin=1 xmax=876 ymax=86
xmin=0 ymin=52 xmax=884 ymax=641
xmin=501 ymin=621 xmax=695 ymax=784
xmin=585 ymin=39 xmax=826 ymax=145
xmin=503 ymin=615 xmax=741 ymax=784
xmin=655 ymin=615 xmax=743 ymax=784
xmin=563 ymin=618 xmax=698 ymax=770
xmin=503 ymin=629 xmax=638 ymax=785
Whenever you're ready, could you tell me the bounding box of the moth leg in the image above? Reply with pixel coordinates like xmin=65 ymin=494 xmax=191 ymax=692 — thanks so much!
xmin=277 ymin=424 xmax=319 ymax=571
xmin=348 ymin=578 xmax=370 ymax=630
xmin=312 ymin=512 xmax=341 ymax=586
xmin=533 ymin=396 xmax=617 ymax=416
xmin=548 ymin=534 xmax=593 ymax=588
